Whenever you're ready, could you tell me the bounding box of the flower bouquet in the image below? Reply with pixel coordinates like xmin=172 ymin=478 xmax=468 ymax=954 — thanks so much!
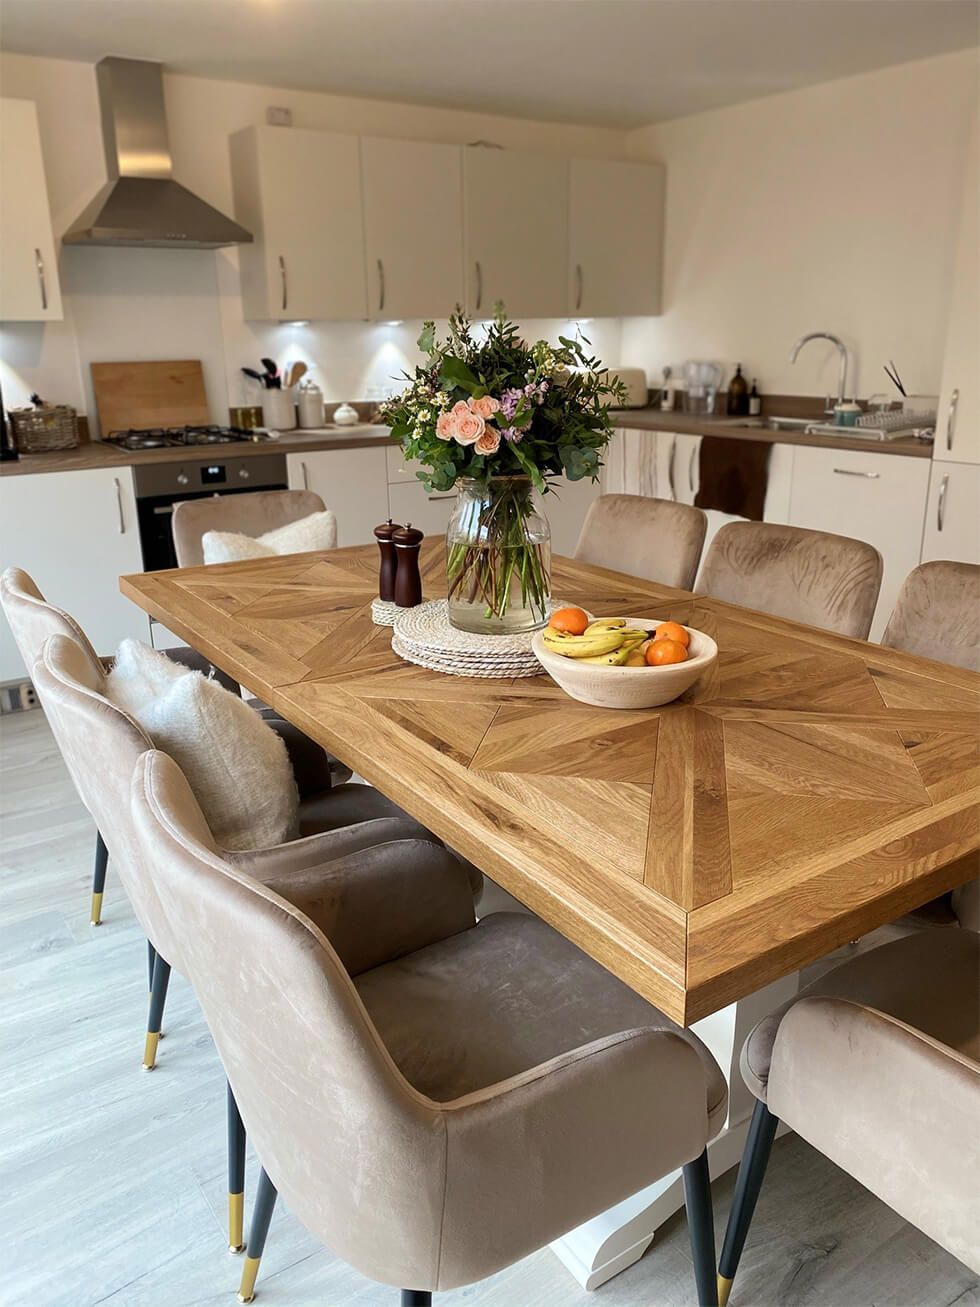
xmin=381 ymin=311 xmax=625 ymax=633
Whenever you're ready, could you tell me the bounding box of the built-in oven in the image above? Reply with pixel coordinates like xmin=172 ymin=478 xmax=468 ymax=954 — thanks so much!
xmin=132 ymin=454 xmax=289 ymax=572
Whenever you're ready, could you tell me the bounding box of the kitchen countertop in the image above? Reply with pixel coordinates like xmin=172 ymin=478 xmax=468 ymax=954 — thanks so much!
xmin=609 ymin=407 xmax=933 ymax=458
xmin=0 ymin=425 xmax=394 ymax=476
xmin=1 ymin=409 xmax=933 ymax=477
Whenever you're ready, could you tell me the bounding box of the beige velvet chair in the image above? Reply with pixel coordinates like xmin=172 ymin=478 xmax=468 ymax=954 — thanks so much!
xmin=716 ymin=930 xmax=980 ymax=1304
xmin=171 ymin=489 xmax=327 ymax=567
xmin=698 ymin=521 xmax=883 ymax=639
xmin=575 ymin=494 xmax=708 ymax=589
xmin=32 ymin=631 xmax=467 ymax=1253
xmin=131 ymin=747 xmax=731 ymax=1306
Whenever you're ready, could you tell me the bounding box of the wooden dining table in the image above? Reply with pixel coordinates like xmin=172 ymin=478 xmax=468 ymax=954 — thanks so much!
xmin=121 ymin=540 xmax=980 ymax=1028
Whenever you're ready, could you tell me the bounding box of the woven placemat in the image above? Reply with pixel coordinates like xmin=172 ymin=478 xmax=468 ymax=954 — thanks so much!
xmin=391 ymin=600 xmax=545 ymax=679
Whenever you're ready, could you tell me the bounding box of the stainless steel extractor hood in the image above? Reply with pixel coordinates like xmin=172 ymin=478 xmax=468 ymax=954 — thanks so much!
xmin=63 ymin=57 xmax=252 ymax=249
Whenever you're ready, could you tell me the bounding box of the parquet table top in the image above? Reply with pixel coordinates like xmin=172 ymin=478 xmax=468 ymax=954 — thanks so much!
xmin=121 ymin=542 xmax=980 ymax=1024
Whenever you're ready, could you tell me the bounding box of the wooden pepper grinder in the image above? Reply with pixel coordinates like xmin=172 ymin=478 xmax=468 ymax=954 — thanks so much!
xmin=373 ymin=519 xmax=401 ymax=602
xmin=392 ymin=523 xmax=424 ymax=608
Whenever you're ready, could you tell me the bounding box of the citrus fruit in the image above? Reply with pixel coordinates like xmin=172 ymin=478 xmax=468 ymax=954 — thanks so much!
xmin=646 ymin=638 xmax=688 ymax=666
xmin=654 ymin=620 xmax=690 ymax=647
xmin=624 ymin=649 xmax=648 ymax=667
xmin=549 ymin=606 xmax=590 ymax=636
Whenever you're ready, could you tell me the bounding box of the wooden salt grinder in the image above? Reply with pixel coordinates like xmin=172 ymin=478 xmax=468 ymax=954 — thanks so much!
xmin=392 ymin=523 xmax=424 ymax=607
xmin=373 ymin=519 xmax=401 ymax=601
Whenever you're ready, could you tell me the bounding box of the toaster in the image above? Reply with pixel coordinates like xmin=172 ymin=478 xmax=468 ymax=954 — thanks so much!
xmin=594 ymin=368 xmax=648 ymax=408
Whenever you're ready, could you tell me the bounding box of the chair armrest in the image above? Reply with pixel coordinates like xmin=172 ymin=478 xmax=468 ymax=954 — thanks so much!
xmin=227 ymin=815 xmax=439 ymax=878
xmin=768 ymin=996 xmax=980 ymax=1274
xmin=433 ymin=1028 xmax=714 ymax=1289
xmin=233 ymin=837 xmax=476 ymax=975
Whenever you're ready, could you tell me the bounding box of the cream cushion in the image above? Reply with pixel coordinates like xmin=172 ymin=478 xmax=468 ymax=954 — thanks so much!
xmin=202 ymin=510 xmax=338 ymax=565
xmin=108 ymin=640 xmax=298 ymax=850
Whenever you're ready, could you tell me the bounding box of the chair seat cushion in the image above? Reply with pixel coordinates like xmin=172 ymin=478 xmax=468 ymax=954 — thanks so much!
xmin=742 ymin=929 xmax=980 ymax=1101
xmin=355 ymin=911 xmax=727 ymax=1128
xmin=202 ymin=510 xmax=337 ymax=564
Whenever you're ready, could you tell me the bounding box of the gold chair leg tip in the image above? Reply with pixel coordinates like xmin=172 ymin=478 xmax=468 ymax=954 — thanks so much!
xmin=238 ymin=1256 xmax=260 ymax=1303
xmin=142 ymin=1031 xmax=160 ymax=1070
xmin=237 ymin=1295 xmax=255 ymax=1305
xmin=90 ymin=892 xmax=104 ymax=926
xmin=229 ymin=1243 xmax=245 ymax=1255
xmin=718 ymin=1273 xmax=734 ymax=1306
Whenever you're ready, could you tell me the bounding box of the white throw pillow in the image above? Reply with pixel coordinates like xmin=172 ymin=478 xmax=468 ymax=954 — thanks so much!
xmin=108 ymin=640 xmax=299 ymax=851
xmin=202 ymin=510 xmax=338 ymax=565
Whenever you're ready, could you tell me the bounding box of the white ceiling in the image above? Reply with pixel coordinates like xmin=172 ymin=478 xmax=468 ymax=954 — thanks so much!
xmin=1 ymin=0 xmax=976 ymax=128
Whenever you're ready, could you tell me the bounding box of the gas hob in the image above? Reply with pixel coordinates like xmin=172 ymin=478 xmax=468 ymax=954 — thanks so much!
xmin=104 ymin=425 xmax=273 ymax=452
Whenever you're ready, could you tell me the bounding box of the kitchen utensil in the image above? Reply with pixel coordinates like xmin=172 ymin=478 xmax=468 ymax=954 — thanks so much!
xmin=682 ymin=360 xmax=722 ymax=415
xmin=260 ymin=358 xmax=281 ymax=388
xmin=373 ymin=519 xmax=402 ymax=602
xmin=241 ymin=367 xmax=267 ymax=387
xmin=332 ymin=402 xmax=359 ymax=426
xmin=297 ymin=379 xmax=324 ymax=429
xmin=91 ymin=360 xmax=210 ymax=435
xmin=261 ymin=390 xmax=295 ymax=431
xmin=532 ymin=618 xmax=718 ymax=710
xmin=883 ymin=361 xmax=907 ymax=397
xmin=283 ymin=361 xmax=308 ymax=390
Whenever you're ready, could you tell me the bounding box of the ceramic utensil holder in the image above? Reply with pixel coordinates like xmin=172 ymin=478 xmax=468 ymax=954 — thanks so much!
xmin=261 ymin=389 xmax=295 ymax=431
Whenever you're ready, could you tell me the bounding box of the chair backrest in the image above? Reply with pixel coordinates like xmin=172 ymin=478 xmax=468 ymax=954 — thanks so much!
xmin=171 ymin=489 xmax=327 ymax=567
xmin=0 ymin=566 xmax=102 ymax=677
xmin=130 ymin=748 xmax=448 ymax=1289
xmin=574 ymin=495 xmax=707 ymax=590
xmin=32 ymin=633 xmax=184 ymax=967
xmin=698 ymin=521 xmax=883 ymax=638
xmin=881 ymin=561 xmax=980 ymax=672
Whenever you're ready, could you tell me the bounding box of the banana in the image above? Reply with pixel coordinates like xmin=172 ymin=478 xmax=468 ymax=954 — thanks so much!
xmin=585 ymin=617 xmax=627 ymax=634
xmin=542 ymin=628 xmax=628 ymax=659
xmin=579 ymin=645 xmax=634 ymax=666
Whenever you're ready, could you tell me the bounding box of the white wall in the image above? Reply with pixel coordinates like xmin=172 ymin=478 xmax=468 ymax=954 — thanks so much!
xmin=0 ymin=53 xmax=624 ymax=430
xmin=619 ymin=50 xmax=978 ymax=403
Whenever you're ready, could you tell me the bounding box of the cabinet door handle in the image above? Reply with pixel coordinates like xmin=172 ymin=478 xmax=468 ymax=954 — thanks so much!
xmin=833 ymin=467 xmax=880 ymax=478
xmin=937 ymin=472 xmax=949 ymax=531
xmin=377 ymin=258 xmax=385 ymax=313
xmin=688 ymin=443 xmax=697 ymax=495
xmin=35 ymin=248 xmax=47 ymax=311
xmin=113 ymin=477 xmax=125 ymax=533
xmin=945 ymin=387 xmax=959 ymax=452
xmin=574 ymin=263 xmax=583 ymax=312
xmin=427 ymin=494 xmax=455 ymax=501
xmin=300 ymin=460 xmax=309 ymax=490
xmin=474 ymin=261 xmax=483 ymax=312
xmin=667 ymin=436 xmax=677 ymax=500
xmin=279 ymin=255 xmax=288 ymax=313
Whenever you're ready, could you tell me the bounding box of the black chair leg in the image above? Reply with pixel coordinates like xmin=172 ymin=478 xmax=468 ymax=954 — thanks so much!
xmin=401 ymin=1293 xmax=432 ymax=1306
xmin=147 ymin=940 xmax=157 ymax=992
xmin=90 ymin=831 xmax=108 ymax=926
xmin=238 ymin=1167 xmax=278 ymax=1303
xmin=142 ymin=954 xmax=171 ymax=1070
xmin=683 ymin=1147 xmax=719 ymax=1306
xmin=227 ymin=1083 xmax=247 ymax=1254
xmin=717 ymin=1099 xmax=779 ymax=1306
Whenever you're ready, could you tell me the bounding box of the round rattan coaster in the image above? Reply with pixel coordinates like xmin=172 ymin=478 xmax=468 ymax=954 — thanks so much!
xmin=391 ymin=600 xmax=545 ymax=679
xmin=371 ymin=598 xmax=400 ymax=627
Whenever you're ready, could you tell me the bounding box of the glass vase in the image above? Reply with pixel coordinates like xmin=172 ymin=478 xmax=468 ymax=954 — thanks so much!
xmin=446 ymin=476 xmax=551 ymax=634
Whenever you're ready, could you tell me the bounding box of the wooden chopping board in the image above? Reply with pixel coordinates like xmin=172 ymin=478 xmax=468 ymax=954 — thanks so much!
xmin=91 ymin=360 xmax=211 ymax=434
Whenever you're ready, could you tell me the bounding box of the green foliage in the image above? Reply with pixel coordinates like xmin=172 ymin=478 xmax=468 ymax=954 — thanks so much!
xmin=379 ymin=311 xmax=626 ymax=494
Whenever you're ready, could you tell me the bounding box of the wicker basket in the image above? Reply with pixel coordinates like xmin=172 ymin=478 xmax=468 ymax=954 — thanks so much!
xmin=10 ymin=405 xmax=79 ymax=453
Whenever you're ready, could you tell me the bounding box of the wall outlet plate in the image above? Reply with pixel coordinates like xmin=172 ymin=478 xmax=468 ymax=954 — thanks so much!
xmin=0 ymin=681 xmax=39 ymax=713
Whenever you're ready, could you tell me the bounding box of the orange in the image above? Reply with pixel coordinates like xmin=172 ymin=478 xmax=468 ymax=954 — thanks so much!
xmin=646 ymin=638 xmax=688 ymax=666
xmin=549 ymin=606 xmax=590 ymax=636
xmin=654 ymin=620 xmax=690 ymax=647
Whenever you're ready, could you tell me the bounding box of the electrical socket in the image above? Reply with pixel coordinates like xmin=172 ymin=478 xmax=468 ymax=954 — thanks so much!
xmin=0 ymin=681 xmax=39 ymax=713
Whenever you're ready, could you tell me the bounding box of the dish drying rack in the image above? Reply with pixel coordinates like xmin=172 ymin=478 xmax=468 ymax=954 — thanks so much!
xmin=805 ymin=410 xmax=936 ymax=442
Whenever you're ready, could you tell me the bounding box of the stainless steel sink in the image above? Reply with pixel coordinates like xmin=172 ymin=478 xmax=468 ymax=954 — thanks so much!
xmin=718 ymin=416 xmax=816 ymax=432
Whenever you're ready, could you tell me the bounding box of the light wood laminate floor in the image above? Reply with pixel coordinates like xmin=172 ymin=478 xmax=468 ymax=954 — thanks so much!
xmin=1 ymin=709 xmax=976 ymax=1307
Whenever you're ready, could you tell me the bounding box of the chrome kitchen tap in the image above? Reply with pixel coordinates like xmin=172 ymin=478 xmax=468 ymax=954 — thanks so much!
xmin=789 ymin=332 xmax=849 ymax=414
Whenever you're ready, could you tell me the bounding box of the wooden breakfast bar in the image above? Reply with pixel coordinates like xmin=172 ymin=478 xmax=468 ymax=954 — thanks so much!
xmin=121 ymin=541 xmax=980 ymax=1027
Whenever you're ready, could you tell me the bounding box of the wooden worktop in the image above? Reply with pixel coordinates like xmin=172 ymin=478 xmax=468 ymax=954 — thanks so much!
xmin=121 ymin=543 xmax=979 ymax=1025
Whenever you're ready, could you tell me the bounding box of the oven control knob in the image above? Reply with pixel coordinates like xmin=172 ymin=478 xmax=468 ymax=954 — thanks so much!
xmin=177 ymin=472 xmax=189 ymax=486
xmin=239 ymin=467 xmax=249 ymax=479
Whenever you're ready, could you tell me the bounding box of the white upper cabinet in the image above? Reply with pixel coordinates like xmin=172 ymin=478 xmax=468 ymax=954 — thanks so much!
xmin=230 ymin=126 xmax=367 ymax=322
xmin=361 ymin=138 xmax=463 ymax=321
xmin=463 ymin=149 xmax=569 ymax=319
xmin=934 ymin=108 xmax=978 ymax=466
xmin=568 ymin=159 xmax=664 ymax=317
xmin=0 ymin=98 xmax=63 ymax=322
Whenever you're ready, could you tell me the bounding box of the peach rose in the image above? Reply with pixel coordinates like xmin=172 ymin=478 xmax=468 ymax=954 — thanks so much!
xmin=435 ymin=412 xmax=456 ymax=441
xmin=470 ymin=394 xmax=501 ymax=419
xmin=454 ymin=411 xmax=485 ymax=445
xmin=451 ymin=400 xmax=471 ymax=417
xmin=474 ymin=428 xmax=501 ymax=456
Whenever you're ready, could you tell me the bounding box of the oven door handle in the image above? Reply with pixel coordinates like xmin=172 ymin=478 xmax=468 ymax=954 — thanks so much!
xmin=152 ymin=505 xmax=174 ymax=516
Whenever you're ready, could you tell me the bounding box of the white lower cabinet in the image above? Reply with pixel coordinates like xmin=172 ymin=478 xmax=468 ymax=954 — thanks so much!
xmin=387 ymin=482 xmax=457 ymax=538
xmin=545 ymin=474 xmax=603 ymax=558
xmin=920 ymin=461 xmax=980 ymax=564
xmin=287 ymin=448 xmax=388 ymax=547
xmin=787 ymin=446 xmax=930 ymax=640
xmin=0 ymin=467 xmax=146 ymax=681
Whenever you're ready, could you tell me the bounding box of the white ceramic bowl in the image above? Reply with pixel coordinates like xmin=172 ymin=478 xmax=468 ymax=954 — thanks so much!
xmin=532 ymin=619 xmax=718 ymax=710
